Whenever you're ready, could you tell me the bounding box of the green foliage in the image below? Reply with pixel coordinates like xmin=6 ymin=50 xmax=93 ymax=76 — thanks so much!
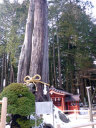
xmin=17 ymin=118 xmax=35 ymax=128
xmin=6 ymin=26 xmax=20 ymax=66
xmin=6 ymin=115 xmax=11 ymax=123
xmin=0 ymin=83 xmax=35 ymax=127
xmin=48 ymin=0 xmax=96 ymax=92
xmin=0 ymin=83 xmax=35 ymax=116
xmin=0 ymin=0 xmax=29 ymax=87
xmin=16 ymin=116 xmax=43 ymax=128
xmin=36 ymin=116 xmax=43 ymax=126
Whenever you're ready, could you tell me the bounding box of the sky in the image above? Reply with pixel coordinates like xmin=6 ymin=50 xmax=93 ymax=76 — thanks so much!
xmin=87 ymin=0 xmax=96 ymax=20
xmin=0 ymin=0 xmax=23 ymax=4
xmin=0 ymin=0 xmax=96 ymax=20
xmin=90 ymin=0 xmax=96 ymax=16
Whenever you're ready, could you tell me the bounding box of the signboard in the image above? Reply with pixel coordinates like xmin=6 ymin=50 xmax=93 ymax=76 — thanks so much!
xmin=35 ymin=101 xmax=53 ymax=115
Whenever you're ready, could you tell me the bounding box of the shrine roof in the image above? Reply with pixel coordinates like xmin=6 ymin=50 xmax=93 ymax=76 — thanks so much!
xmin=65 ymin=95 xmax=80 ymax=102
xmin=49 ymin=86 xmax=73 ymax=96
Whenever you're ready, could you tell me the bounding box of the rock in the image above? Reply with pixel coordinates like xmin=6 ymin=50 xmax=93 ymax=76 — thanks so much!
xmin=58 ymin=111 xmax=70 ymax=123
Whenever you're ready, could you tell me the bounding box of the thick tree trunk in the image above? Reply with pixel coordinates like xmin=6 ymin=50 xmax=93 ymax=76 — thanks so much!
xmin=17 ymin=0 xmax=49 ymax=101
xmin=17 ymin=0 xmax=34 ymax=83
xmin=29 ymin=0 xmax=49 ymax=101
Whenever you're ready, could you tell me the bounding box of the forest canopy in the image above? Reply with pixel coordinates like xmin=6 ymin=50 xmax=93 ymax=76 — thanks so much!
xmin=0 ymin=0 xmax=96 ymax=102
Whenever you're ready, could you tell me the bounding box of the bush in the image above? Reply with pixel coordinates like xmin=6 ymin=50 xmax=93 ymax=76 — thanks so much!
xmin=17 ymin=118 xmax=35 ymax=128
xmin=0 ymin=83 xmax=35 ymax=128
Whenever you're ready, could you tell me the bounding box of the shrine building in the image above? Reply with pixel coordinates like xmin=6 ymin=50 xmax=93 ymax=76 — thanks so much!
xmin=49 ymin=87 xmax=80 ymax=113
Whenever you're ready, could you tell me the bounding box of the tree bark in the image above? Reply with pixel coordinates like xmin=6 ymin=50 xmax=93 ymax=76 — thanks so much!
xmin=10 ymin=64 xmax=14 ymax=83
xmin=0 ymin=53 xmax=7 ymax=90
xmin=66 ymin=71 xmax=69 ymax=92
xmin=56 ymin=28 xmax=62 ymax=88
xmin=4 ymin=54 xmax=7 ymax=87
xmin=0 ymin=54 xmax=5 ymax=91
xmin=17 ymin=0 xmax=34 ymax=83
xmin=53 ymin=35 xmax=57 ymax=88
xmin=29 ymin=0 xmax=49 ymax=101
xmin=17 ymin=0 xmax=49 ymax=101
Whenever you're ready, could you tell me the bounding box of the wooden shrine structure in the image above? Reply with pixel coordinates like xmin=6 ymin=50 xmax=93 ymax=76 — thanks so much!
xmin=49 ymin=87 xmax=80 ymax=113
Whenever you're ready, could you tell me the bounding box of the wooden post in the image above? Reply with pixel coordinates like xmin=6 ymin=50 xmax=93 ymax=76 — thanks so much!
xmin=62 ymin=97 xmax=64 ymax=111
xmin=86 ymin=87 xmax=94 ymax=128
xmin=88 ymin=109 xmax=90 ymax=120
xmin=0 ymin=97 xmax=7 ymax=128
xmin=74 ymin=109 xmax=77 ymax=120
xmin=57 ymin=124 xmax=61 ymax=128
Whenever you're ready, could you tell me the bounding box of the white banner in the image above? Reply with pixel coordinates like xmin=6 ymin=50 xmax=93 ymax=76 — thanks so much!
xmin=35 ymin=101 xmax=53 ymax=115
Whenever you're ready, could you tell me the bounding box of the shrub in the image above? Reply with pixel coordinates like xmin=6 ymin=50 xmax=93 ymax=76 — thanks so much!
xmin=17 ymin=118 xmax=35 ymax=128
xmin=0 ymin=83 xmax=35 ymax=128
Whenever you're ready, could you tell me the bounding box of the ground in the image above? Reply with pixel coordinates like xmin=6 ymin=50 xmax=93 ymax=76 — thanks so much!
xmin=5 ymin=107 xmax=96 ymax=128
xmin=43 ymin=106 xmax=96 ymax=128
xmin=67 ymin=113 xmax=96 ymax=128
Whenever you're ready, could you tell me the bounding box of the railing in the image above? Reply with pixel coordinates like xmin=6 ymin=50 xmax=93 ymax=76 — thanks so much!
xmin=64 ymin=109 xmax=96 ymax=128
xmin=0 ymin=97 xmax=7 ymax=128
xmin=72 ymin=122 xmax=96 ymax=128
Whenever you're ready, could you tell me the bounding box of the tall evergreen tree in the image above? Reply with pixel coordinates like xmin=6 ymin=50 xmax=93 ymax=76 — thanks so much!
xmin=48 ymin=0 xmax=96 ymax=97
xmin=0 ymin=0 xmax=28 ymax=90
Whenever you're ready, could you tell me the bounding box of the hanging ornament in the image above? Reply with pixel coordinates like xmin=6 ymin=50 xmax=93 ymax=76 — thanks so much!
xmin=43 ymin=84 xmax=47 ymax=95
xmin=58 ymin=98 xmax=60 ymax=101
